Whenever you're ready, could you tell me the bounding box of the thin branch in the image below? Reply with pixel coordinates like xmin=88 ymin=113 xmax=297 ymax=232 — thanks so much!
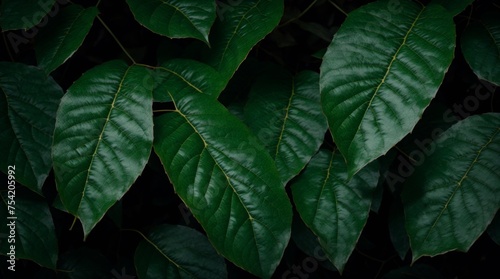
xmin=97 ymin=15 xmax=136 ymax=64
xmin=328 ymin=0 xmax=348 ymax=17
xmin=2 ymin=32 xmax=15 ymax=62
xmin=279 ymin=0 xmax=319 ymax=27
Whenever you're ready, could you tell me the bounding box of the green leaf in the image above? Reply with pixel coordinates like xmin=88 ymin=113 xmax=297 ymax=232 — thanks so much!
xmin=153 ymin=91 xmax=292 ymax=278
xmin=0 ymin=62 xmax=63 ymax=193
xmin=52 ymin=60 xmax=153 ymax=237
xmin=402 ymin=113 xmax=500 ymax=261
xmin=388 ymin=196 xmax=410 ymax=260
xmin=0 ymin=0 xmax=56 ymax=30
xmin=36 ymin=4 xmax=98 ymax=74
xmin=0 ymin=191 xmax=58 ymax=269
xmin=135 ymin=224 xmax=227 ymax=279
xmin=432 ymin=0 xmax=474 ymax=16
xmin=320 ymin=0 xmax=455 ymax=177
xmin=202 ymin=0 xmax=284 ymax=85
xmin=461 ymin=13 xmax=500 ymax=86
xmin=152 ymin=59 xmax=225 ymax=102
xmin=291 ymin=149 xmax=379 ymax=272
xmin=57 ymin=247 xmax=111 ymax=279
xmin=126 ymin=0 xmax=216 ymax=44
xmin=244 ymin=70 xmax=327 ymax=184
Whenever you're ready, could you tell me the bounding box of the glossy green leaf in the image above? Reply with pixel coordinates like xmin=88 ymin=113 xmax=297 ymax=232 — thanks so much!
xmin=432 ymin=0 xmax=474 ymax=16
xmin=153 ymin=91 xmax=292 ymax=278
xmin=0 ymin=62 xmax=63 ymax=193
xmin=291 ymin=149 xmax=379 ymax=272
xmin=0 ymin=191 xmax=58 ymax=269
xmin=320 ymin=0 xmax=455 ymax=177
xmin=126 ymin=0 xmax=216 ymax=44
xmin=244 ymin=70 xmax=327 ymax=184
xmin=135 ymin=224 xmax=227 ymax=279
xmin=0 ymin=0 xmax=55 ymax=30
xmin=58 ymin=247 xmax=111 ymax=279
xmin=52 ymin=60 xmax=153 ymax=237
xmin=461 ymin=13 xmax=500 ymax=86
xmin=36 ymin=4 xmax=98 ymax=74
xmin=402 ymin=113 xmax=500 ymax=261
xmin=152 ymin=59 xmax=224 ymax=102
xmin=202 ymin=0 xmax=284 ymax=85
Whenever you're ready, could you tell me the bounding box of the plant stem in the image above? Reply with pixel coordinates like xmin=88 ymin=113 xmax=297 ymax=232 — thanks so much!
xmin=328 ymin=0 xmax=348 ymax=17
xmin=97 ymin=15 xmax=136 ymax=64
xmin=279 ymin=0 xmax=318 ymax=27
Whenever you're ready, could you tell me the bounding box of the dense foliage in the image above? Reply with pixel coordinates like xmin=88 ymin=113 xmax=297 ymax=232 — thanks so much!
xmin=1 ymin=0 xmax=499 ymax=278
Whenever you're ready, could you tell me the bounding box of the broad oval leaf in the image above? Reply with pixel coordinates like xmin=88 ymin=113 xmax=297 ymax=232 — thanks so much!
xmin=52 ymin=60 xmax=153 ymax=237
xmin=244 ymin=69 xmax=327 ymax=184
xmin=320 ymin=0 xmax=455 ymax=177
xmin=202 ymin=0 xmax=284 ymax=85
xmin=461 ymin=13 xmax=500 ymax=86
xmin=291 ymin=149 xmax=379 ymax=272
xmin=0 ymin=62 xmax=63 ymax=193
xmin=36 ymin=4 xmax=98 ymax=74
xmin=0 ymin=0 xmax=56 ymax=30
xmin=432 ymin=0 xmax=474 ymax=16
xmin=402 ymin=113 xmax=500 ymax=261
xmin=134 ymin=224 xmax=227 ymax=279
xmin=152 ymin=59 xmax=224 ymax=102
xmin=0 ymin=191 xmax=58 ymax=269
xmin=126 ymin=0 xmax=216 ymax=44
xmin=154 ymin=91 xmax=292 ymax=278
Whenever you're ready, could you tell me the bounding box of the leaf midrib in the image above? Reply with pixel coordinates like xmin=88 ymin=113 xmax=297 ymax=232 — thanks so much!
xmin=421 ymin=127 xmax=500 ymax=248
xmin=347 ymin=4 xmax=426 ymax=161
xmin=77 ymin=66 xmax=132 ymax=215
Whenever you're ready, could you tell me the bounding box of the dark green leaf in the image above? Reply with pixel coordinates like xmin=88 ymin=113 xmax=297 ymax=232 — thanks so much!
xmin=126 ymin=0 xmax=216 ymax=44
xmin=52 ymin=60 xmax=153 ymax=237
xmin=291 ymin=149 xmax=379 ymax=272
xmin=461 ymin=13 xmax=500 ymax=86
xmin=135 ymin=224 xmax=227 ymax=279
xmin=152 ymin=59 xmax=224 ymax=102
xmin=382 ymin=264 xmax=443 ymax=279
xmin=57 ymin=247 xmax=111 ymax=279
xmin=320 ymin=0 xmax=455 ymax=177
xmin=244 ymin=69 xmax=327 ymax=184
xmin=402 ymin=113 xmax=500 ymax=261
xmin=36 ymin=5 xmax=98 ymax=74
xmin=388 ymin=196 xmax=410 ymax=260
xmin=0 ymin=191 xmax=58 ymax=269
xmin=0 ymin=62 xmax=63 ymax=192
xmin=153 ymin=90 xmax=292 ymax=278
xmin=432 ymin=0 xmax=474 ymax=16
xmin=0 ymin=0 xmax=56 ymax=30
xmin=202 ymin=0 xmax=284 ymax=85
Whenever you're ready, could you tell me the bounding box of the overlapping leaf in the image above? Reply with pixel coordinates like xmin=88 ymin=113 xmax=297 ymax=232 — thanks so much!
xmin=135 ymin=224 xmax=227 ymax=279
xmin=0 ymin=192 xmax=58 ymax=269
xmin=152 ymin=59 xmax=224 ymax=102
xmin=432 ymin=0 xmax=474 ymax=16
xmin=154 ymin=90 xmax=292 ymax=278
xmin=52 ymin=60 xmax=153 ymax=237
xmin=126 ymin=0 xmax=216 ymax=44
xmin=202 ymin=0 xmax=284 ymax=85
xmin=244 ymin=69 xmax=327 ymax=184
xmin=0 ymin=62 xmax=63 ymax=192
xmin=320 ymin=0 xmax=455 ymax=177
xmin=0 ymin=0 xmax=55 ymax=30
xmin=402 ymin=113 xmax=500 ymax=261
xmin=36 ymin=4 xmax=98 ymax=74
xmin=291 ymin=149 xmax=379 ymax=272
xmin=461 ymin=13 xmax=500 ymax=86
